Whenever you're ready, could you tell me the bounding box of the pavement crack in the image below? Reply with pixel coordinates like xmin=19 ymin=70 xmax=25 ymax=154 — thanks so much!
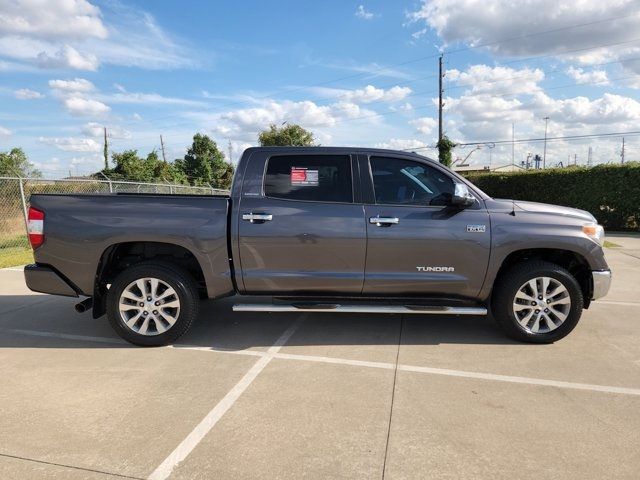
xmin=381 ymin=315 xmax=404 ymax=480
xmin=0 ymin=452 xmax=144 ymax=479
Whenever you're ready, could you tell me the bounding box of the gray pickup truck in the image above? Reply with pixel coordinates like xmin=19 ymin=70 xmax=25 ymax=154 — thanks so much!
xmin=24 ymin=147 xmax=611 ymax=346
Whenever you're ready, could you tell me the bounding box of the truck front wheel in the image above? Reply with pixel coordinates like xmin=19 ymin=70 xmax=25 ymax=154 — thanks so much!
xmin=106 ymin=262 xmax=199 ymax=346
xmin=491 ymin=260 xmax=583 ymax=343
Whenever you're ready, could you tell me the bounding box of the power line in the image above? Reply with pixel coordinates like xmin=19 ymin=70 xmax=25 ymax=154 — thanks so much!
xmin=406 ymin=130 xmax=640 ymax=151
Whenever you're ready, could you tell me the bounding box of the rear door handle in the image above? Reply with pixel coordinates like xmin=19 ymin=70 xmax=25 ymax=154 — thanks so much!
xmin=242 ymin=212 xmax=273 ymax=223
xmin=369 ymin=215 xmax=399 ymax=226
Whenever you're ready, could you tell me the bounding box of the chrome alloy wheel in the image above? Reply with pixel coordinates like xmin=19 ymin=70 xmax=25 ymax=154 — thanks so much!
xmin=118 ymin=277 xmax=180 ymax=336
xmin=512 ymin=276 xmax=571 ymax=334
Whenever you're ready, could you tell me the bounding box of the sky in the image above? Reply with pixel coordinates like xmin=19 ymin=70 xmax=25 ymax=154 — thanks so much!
xmin=1 ymin=0 xmax=640 ymax=177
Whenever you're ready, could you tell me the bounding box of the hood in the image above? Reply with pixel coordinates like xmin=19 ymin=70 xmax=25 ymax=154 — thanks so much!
xmin=489 ymin=199 xmax=596 ymax=223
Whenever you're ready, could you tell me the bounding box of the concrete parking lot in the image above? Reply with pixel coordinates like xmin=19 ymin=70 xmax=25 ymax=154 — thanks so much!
xmin=0 ymin=234 xmax=639 ymax=479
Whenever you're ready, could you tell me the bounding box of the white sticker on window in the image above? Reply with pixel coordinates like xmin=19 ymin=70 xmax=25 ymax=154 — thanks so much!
xmin=291 ymin=167 xmax=319 ymax=186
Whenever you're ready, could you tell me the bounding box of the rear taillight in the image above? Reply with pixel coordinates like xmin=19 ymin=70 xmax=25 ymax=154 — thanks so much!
xmin=27 ymin=207 xmax=44 ymax=249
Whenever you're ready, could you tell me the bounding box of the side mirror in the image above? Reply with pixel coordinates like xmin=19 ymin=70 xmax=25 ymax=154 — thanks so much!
xmin=450 ymin=182 xmax=475 ymax=208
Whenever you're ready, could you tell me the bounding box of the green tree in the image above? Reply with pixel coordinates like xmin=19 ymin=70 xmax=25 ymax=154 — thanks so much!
xmin=437 ymin=135 xmax=457 ymax=167
xmin=176 ymin=133 xmax=234 ymax=188
xmin=0 ymin=148 xmax=41 ymax=177
xmin=258 ymin=123 xmax=316 ymax=146
xmin=111 ymin=149 xmax=149 ymax=181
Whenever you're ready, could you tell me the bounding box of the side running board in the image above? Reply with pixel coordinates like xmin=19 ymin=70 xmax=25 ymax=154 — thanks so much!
xmin=232 ymin=304 xmax=487 ymax=315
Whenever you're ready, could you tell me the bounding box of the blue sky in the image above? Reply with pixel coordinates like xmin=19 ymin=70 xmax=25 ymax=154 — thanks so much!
xmin=2 ymin=0 xmax=640 ymax=176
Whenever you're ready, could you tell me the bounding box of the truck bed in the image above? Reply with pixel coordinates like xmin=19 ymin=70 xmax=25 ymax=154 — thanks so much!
xmin=29 ymin=193 xmax=233 ymax=298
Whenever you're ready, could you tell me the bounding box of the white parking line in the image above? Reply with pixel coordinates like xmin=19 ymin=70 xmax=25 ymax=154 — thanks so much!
xmin=594 ymin=300 xmax=640 ymax=307
xmin=3 ymin=326 xmax=640 ymax=399
xmin=147 ymin=317 xmax=304 ymax=480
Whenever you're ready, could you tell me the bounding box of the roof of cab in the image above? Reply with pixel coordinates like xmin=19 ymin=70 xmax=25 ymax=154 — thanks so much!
xmin=241 ymin=145 xmax=436 ymax=162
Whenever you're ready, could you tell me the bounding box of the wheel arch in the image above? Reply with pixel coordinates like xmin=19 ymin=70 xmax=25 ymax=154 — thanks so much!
xmin=92 ymin=241 xmax=207 ymax=318
xmin=492 ymin=248 xmax=592 ymax=308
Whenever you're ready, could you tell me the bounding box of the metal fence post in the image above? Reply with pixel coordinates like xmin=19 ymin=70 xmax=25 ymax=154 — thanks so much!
xmin=99 ymin=171 xmax=113 ymax=193
xmin=16 ymin=175 xmax=29 ymax=233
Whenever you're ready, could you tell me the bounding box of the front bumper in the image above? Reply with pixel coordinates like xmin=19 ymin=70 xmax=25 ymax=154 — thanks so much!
xmin=24 ymin=264 xmax=79 ymax=297
xmin=591 ymin=270 xmax=612 ymax=300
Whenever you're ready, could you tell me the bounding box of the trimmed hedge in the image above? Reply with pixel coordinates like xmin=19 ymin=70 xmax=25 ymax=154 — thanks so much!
xmin=462 ymin=163 xmax=640 ymax=231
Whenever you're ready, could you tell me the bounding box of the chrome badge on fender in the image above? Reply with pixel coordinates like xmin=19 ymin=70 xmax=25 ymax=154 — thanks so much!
xmin=466 ymin=224 xmax=486 ymax=233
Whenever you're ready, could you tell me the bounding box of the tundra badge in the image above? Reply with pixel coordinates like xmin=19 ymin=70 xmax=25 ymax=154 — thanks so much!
xmin=466 ymin=224 xmax=486 ymax=233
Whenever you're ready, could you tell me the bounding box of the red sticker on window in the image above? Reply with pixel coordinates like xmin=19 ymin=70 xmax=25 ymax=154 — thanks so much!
xmin=291 ymin=168 xmax=307 ymax=183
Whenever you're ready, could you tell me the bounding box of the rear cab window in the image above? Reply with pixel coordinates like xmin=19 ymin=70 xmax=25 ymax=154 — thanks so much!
xmin=264 ymin=155 xmax=353 ymax=203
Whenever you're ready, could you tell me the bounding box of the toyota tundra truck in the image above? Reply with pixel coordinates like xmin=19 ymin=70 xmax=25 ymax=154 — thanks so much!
xmin=23 ymin=147 xmax=611 ymax=346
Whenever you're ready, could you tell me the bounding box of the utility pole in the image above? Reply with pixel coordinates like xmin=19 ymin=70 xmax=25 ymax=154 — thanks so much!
xmin=542 ymin=116 xmax=549 ymax=169
xmin=227 ymin=139 xmax=233 ymax=164
xmin=103 ymin=126 xmax=108 ymax=171
xmin=160 ymin=135 xmax=167 ymax=162
xmin=587 ymin=146 xmax=593 ymax=167
xmin=511 ymin=123 xmax=515 ymax=167
xmin=438 ymin=54 xmax=444 ymax=143
xmin=621 ymin=137 xmax=625 ymax=164
xmin=574 ymin=153 xmax=578 ymax=166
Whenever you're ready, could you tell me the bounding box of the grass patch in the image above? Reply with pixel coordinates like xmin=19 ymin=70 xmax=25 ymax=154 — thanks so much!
xmin=0 ymin=246 xmax=33 ymax=268
xmin=604 ymin=240 xmax=621 ymax=248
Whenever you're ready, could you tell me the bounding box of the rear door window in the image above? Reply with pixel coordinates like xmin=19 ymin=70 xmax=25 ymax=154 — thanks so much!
xmin=264 ymin=155 xmax=353 ymax=203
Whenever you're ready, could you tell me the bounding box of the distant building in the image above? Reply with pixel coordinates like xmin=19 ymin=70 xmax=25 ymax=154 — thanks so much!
xmin=453 ymin=164 xmax=525 ymax=174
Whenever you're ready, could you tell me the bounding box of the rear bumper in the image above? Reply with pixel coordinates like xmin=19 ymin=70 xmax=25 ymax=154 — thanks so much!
xmin=24 ymin=264 xmax=79 ymax=297
xmin=591 ymin=270 xmax=612 ymax=300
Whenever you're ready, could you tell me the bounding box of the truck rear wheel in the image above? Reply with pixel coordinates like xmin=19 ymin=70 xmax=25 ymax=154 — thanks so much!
xmin=491 ymin=260 xmax=583 ymax=343
xmin=106 ymin=262 xmax=199 ymax=346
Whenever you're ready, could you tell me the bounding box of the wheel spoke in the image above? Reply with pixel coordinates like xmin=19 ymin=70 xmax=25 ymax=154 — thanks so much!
xmin=549 ymin=306 xmax=567 ymax=322
xmin=513 ymin=303 xmax=532 ymax=312
xmin=517 ymin=310 xmax=534 ymax=327
xmin=530 ymin=315 xmax=542 ymax=333
xmin=150 ymin=278 xmax=159 ymax=298
xmin=541 ymin=277 xmax=550 ymax=296
xmin=515 ymin=290 xmax=535 ymax=302
xmin=159 ymin=311 xmax=177 ymax=326
xmin=543 ymin=312 xmax=556 ymax=330
xmin=547 ymin=284 xmax=566 ymax=299
xmin=153 ymin=317 xmax=168 ymax=334
xmin=528 ymin=279 xmax=539 ymax=298
xmin=157 ymin=287 xmax=177 ymax=301
xmin=549 ymin=296 xmax=570 ymax=306
xmin=161 ymin=299 xmax=180 ymax=308
xmin=119 ymin=302 xmax=141 ymax=312
xmin=121 ymin=289 xmax=143 ymax=301
xmin=138 ymin=317 xmax=151 ymax=334
xmin=125 ymin=311 xmax=143 ymax=328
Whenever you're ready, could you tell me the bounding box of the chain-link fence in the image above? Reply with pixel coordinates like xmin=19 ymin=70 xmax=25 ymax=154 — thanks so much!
xmin=0 ymin=176 xmax=229 ymax=255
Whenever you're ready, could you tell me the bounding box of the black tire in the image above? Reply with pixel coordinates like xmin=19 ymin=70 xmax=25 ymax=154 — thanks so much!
xmin=491 ymin=260 xmax=583 ymax=343
xmin=106 ymin=261 xmax=199 ymax=346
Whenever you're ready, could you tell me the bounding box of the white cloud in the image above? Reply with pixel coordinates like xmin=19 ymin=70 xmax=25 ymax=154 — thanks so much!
xmin=355 ymin=5 xmax=375 ymax=20
xmin=49 ymin=78 xmax=95 ymax=92
xmin=39 ymin=136 xmax=102 ymax=152
xmin=0 ymin=0 xmax=108 ymax=40
xmin=107 ymin=91 xmax=205 ymax=107
xmin=36 ymin=44 xmax=99 ymax=70
xmin=374 ymin=138 xmax=431 ymax=150
xmin=62 ymin=96 xmax=110 ymax=116
xmin=410 ymin=117 xmax=437 ymax=134
xmin=0 ymin=1 xmax=196 ymax=71
xmin=82 ymin=122 xmax=130 ymax=139
xmin=447 ymin=65 xmax=544 ymax=95
xmin=341 ymin=85 xmax=412 ymax=104
xmin=566 ymin=66 xmax=609 ymax=85
xmin=407 ymin=0 xmax=639 ymax=59
xmin=14 ymin=88 xmax=43 ymax=99
xmin=0 ymin=125 xmax=12 ymax=137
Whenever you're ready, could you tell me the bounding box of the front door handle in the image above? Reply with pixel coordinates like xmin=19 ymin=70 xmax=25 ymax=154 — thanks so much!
xmin=242 ymin=212 xmax=273 ymax=223
xmin=369 ymin=215 xmax=399 ymax=226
